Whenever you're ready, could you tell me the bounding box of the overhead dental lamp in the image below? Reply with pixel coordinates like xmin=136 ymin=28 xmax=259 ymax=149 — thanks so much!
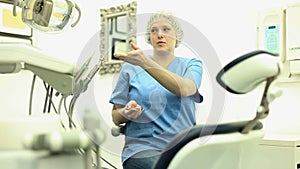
xmin=12 ymin=0 xmax=81 ymax=32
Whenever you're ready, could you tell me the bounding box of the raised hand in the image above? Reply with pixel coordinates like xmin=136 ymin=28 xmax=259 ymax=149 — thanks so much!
xmin=114 ymin=42 xmax=148 ymax=66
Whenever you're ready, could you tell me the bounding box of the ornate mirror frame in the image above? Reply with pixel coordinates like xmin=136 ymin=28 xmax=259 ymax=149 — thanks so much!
xmin=99 ymin=1 xmax=137 ymax=75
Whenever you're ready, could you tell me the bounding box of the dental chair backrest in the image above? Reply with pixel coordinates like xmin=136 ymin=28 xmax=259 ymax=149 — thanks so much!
xmin=152 ymin=121 xmax=263 ymax=169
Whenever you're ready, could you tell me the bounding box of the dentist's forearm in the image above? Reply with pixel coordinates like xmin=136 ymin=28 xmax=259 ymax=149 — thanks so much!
xmin=141 ymin=58 xmax=197 ymax=97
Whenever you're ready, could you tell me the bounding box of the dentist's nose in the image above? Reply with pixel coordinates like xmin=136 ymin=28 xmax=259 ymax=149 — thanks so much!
xmin=157 ymin=30 xmax=165 ymax=38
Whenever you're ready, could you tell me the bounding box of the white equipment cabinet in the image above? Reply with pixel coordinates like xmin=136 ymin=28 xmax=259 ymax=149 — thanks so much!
xmin=252 ymin=134 xmax=300 ymax=169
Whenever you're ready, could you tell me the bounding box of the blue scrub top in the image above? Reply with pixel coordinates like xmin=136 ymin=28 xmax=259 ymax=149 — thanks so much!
xmin=109 ymin=57 xmax=203 ymax=163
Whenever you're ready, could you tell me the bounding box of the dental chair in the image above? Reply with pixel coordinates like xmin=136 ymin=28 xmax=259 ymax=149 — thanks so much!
xmin=151 ymin=50 xmax=282 ymax=169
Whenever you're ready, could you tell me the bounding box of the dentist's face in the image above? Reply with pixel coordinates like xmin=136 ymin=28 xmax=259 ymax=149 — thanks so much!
xmin=149 ymin=18 xmax=176 ymax=54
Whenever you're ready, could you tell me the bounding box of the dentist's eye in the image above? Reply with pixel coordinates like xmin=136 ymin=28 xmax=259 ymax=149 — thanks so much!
xmin=151 ymin=28 xmax=158 ymax=33
xmin=163 ymin=28 xmax=170 ymax=32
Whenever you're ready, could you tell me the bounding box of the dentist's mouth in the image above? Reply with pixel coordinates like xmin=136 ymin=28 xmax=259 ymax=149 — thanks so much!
xmin=157 ymin=41 xmax=166 ymax=45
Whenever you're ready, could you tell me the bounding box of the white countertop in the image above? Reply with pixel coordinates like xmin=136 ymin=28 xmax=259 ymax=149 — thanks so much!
xmin=260 ymin=133 xmax=300 ymax=147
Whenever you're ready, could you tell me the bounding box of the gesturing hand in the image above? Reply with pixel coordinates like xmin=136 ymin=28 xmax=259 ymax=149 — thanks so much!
xmin=114 ymin=42 xmax=147 ymax=66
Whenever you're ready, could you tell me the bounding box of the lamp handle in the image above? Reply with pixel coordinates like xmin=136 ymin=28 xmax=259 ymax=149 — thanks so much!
xmin=71 ymin=3 xmax=81 ymax=27
xmin=13 ymin=0 xmax=24 ymax=16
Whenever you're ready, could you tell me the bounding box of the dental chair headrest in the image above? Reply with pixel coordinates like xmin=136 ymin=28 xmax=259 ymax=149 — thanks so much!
xmin=216 ymin=50 xmax=281 ymax=94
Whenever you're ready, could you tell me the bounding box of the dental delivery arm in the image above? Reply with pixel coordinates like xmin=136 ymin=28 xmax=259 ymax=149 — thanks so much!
xmin=0 ymin=43 xmax=75 ymax=96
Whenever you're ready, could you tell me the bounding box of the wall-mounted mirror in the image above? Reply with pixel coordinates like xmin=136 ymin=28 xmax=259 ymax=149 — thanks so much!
xmin=99 ymin=1 xmax=137 ymax=75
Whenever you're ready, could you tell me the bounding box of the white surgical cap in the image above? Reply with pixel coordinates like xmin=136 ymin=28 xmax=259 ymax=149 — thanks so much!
xmin=145 ymin=11 xmax=184 ymax=48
